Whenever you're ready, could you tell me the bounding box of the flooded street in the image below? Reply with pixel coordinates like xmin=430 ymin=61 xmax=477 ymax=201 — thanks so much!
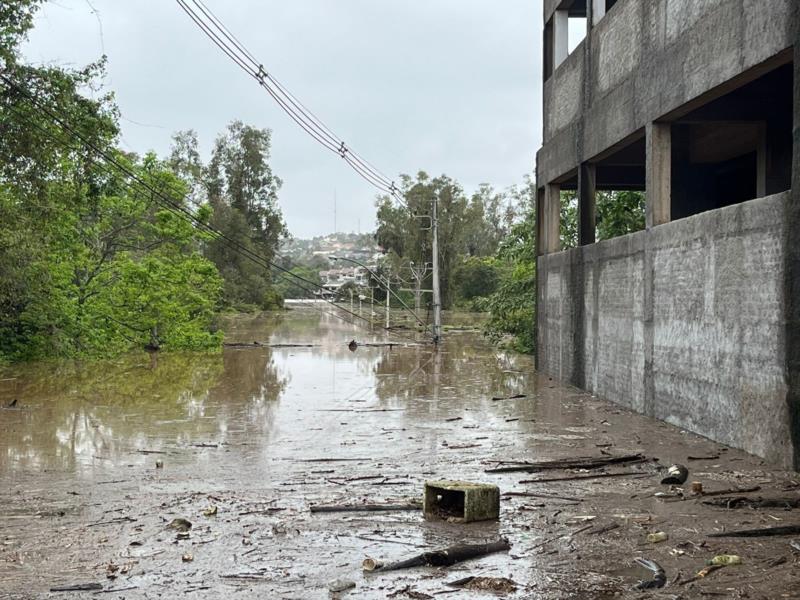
xmin=1 ymin=305 xmax=799 ymax=599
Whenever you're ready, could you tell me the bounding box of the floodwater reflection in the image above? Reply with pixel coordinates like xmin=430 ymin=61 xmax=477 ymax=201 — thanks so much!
xmin=0 ymin=307 xmax=531 ymax=479
xmin=0 ymin=340 xmax=287 ymax=474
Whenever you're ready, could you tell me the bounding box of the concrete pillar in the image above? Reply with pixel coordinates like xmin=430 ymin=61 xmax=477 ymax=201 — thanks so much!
xmin=578 ymin=163 xmax=596 ymax=245
xmin=756 ymin=122 xmax=767 ymax=198
xmin=592 ymin=0 xmax=606 ymax=26
xmin=542 ymin=183 xmax=562 ymax=254
xmin=535 ymin=186 xmax=544 ymax=257
xmin=645 ymin=122 xmax=671 ymax=229
xmin=785 ymin=42 xmax=800 ymax=470
xmin=554 ymin=10 xmax=569 ymax=69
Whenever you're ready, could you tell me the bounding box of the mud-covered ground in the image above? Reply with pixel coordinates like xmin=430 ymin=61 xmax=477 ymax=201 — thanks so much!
xmin=1 ymin=306 xmax=799 ymax=599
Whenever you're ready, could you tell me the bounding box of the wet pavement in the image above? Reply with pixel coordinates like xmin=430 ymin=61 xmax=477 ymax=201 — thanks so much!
xmin=1 ymin=305 xmax=799 ymax=599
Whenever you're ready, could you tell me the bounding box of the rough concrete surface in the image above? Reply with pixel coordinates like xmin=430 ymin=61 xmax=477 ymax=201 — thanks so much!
xmin=537 ymin=0 xmax=797 ymax=183
xmin=537 ymin=191 xmax=794 ymax=468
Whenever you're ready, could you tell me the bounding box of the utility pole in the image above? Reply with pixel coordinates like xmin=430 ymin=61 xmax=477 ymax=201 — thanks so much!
xmin=431 ymin=194 xmax=442 ymax=344
xmin=385 ymin=277 xmax=391 ymax=329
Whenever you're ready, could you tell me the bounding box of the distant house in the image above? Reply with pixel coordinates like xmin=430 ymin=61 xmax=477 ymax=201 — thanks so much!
xmin=318 ymin=266 xmax=369 ymax=297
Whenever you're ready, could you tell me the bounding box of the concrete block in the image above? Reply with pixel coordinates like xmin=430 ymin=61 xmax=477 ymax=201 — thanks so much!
xmin=423 ymin=480 xmax=499 ymax=523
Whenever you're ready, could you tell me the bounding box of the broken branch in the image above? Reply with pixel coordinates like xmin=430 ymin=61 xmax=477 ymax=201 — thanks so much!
xmin=310 ymin=503 xmax=420 ymax=513
xmin=363 ymin=538 xmax=511 ymax=572
xmin=485 ymin=454 xmax=646 ymax=474
xmin=709 ymin=524 xmax=800 ymax=538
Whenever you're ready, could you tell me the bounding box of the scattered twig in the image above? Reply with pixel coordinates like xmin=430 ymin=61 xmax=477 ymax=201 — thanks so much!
xmin=310 ymin=503 xmax=420 ymax=513
xmin=93 ymin=586 xmax=138 ymax=594
xmin=502 ymin=491 xmax=581 ymax=502
xmin=87 ymin=516 xmax=137 ymax=528
xmin=485 ymin=454 xmax=646 ymax=474
xmin=585 ymin=522 xmax=621 ymax=536
xmin=491 ymin=393 xmax=526 ymax=401
xmin=355 ymin=535 xmax=425 ymax=548
xmin=518 ymin=472 xmax=648 ymax=484
xmin=50 ymin=583 xmax=104 ymax=592
xmin=294 ymin=458 xmax=369 ymax=463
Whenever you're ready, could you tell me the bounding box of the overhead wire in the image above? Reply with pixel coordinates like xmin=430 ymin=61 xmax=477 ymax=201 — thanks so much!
xmin=175 ymin=0 xmax=406 ymax=204
xmin=0 ymin=74 xmax=423 ymax=344
xmin=185 ymin=0 xmax=398 ymax=193
xmin=175 ymin=0 xmax=438 ymax=334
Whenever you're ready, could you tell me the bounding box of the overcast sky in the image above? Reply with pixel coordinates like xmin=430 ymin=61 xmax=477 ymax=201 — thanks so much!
xmin=23 ymin=1 xmax=546 ymax=238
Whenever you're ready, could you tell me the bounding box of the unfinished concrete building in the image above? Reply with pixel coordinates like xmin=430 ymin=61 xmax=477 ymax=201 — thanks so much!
xmin=535 ymin=0 xmax=800 ymax=469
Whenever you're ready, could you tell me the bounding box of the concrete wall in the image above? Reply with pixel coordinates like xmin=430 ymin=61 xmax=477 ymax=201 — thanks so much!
xmin=538 ymin=0 xmax=797 ymax=182
xmin=537 ymin=191 xmax=794 ymax=467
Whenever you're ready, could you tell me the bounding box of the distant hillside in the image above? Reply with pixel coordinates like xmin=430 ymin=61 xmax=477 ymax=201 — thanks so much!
xmin=281 ymin=232 xmax=381 ymax=264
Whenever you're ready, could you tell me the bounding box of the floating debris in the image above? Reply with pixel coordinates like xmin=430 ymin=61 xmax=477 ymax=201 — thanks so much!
xmin=660 ymin=464 xmax=688 ymax=485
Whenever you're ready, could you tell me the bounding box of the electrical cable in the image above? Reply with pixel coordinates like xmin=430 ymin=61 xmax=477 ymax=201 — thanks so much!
xmin=176 ymin=0 xmax=407 ymax=205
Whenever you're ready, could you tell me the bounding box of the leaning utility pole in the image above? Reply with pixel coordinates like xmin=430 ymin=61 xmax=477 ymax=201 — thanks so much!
xmin=385 ymin=275 xmax=391 ymax=329
xmin=431 ymin=194 xmax=442 ymax=344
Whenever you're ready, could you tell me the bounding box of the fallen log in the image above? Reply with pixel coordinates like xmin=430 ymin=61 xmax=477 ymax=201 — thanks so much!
xmin=223 ymin=342 xmax=317 ymax=348
xmin=702 ymin=496 xmax=800 ymax=509
xmin=363 ymin=538 xmax=511 ymax=572
xmin=709 ymin=524 xmax=800 ymax=538
xmin=485 ymin=454 xmax=646 ymax=474
xmin=700 ymin=485 xmax=761 ymax=497
xmin=310 ymin=503 xmax=420 ymax=513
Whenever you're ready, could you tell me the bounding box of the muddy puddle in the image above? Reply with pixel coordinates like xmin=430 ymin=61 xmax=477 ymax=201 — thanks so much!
xmin=1 ymin=305 xmax=799 ymax=598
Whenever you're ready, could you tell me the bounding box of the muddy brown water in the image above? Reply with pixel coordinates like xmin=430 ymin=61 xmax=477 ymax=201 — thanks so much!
xmin=1 ymin=306 xmax=798 ymax=599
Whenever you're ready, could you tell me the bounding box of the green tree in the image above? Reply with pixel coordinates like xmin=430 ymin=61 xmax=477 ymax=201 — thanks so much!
xmin=597 ymin=190 xmax=645 ymax=240
xmin=463 ymin=184 xmax=512 ymax=257
xmin=200 ymin=122 xmax=287 ymax=309
xmin=0 ymin=0 xmax=40 ymax=67
xmin=560 ymin=190 xmax=578 ymax=249
xmin=273 ymin=265 xmax=321 ymax=299
xmin=376 ymin=172 xmax=482 ymax=309
xmin=0 ymin=22 xmax=224 ymax=361
xmin=483 ymin=175 xmax=537 ymax=353
xmin=454 ymin=256 xmax=500 ymax=302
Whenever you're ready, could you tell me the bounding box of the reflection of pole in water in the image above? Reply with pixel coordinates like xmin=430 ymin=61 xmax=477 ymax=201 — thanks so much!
xmin=432 ymin=345 xmax=441 ymax=408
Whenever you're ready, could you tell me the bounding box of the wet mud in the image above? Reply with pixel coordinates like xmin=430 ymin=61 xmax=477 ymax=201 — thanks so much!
xmin=1 ymin=307 xmax=798 ymax=599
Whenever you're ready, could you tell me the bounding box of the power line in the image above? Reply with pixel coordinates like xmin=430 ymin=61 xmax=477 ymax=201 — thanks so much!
xmin=175 ymin=0 xmax=406 ymax=204
xmin=175 ymin=0 xmax=442 ymax=335
xmin=0 ymin=74 xmax=422 ymax=344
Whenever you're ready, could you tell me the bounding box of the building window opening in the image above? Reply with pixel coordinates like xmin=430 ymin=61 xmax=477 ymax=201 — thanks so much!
xmin=596 ymin=191 xmax=645 ymax=240
xmin=557 ymin=173 xmax=579 ymax=249
xmin=568 ymin=17 xmax=587 ymax=54
xmin=593 ymin=134 xmax=646 ymax=241
xmin=670 ymin=61 xmax=793 ymax=220
xmin=546 ymin=0 xmax=587 ymax=79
